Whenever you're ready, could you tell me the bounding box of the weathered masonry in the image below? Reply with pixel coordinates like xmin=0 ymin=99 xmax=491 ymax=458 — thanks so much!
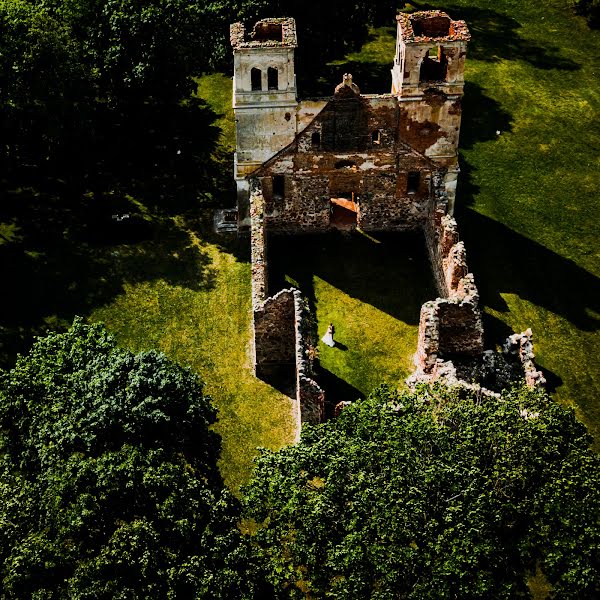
xmin=230 ymin=12 xmax=544 ymax=422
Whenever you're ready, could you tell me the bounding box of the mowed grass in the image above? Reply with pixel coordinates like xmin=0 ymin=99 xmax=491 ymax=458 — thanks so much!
xmin=91 ymin=220 xmax=296 ymax=494
xmin=269 ymin=231 xmax=437 ymax=405
xmin=328 ymin=4 xmax=600 ymax=441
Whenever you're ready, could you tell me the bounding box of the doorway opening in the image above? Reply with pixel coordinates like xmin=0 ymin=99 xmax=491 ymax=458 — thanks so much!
xmin=330 ymin=192 xmax=358 ymax=229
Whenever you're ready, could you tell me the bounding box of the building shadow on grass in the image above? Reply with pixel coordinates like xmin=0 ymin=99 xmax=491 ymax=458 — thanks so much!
xmin=267 ymin=230 xmax=437 ymax=326
xmin=458 ymin=205 xmax=600 ymax=333
xmin=317 ymin=365 xmax=365 ymax=420
xmin=460 ymin=82 xmax=514 ymax=152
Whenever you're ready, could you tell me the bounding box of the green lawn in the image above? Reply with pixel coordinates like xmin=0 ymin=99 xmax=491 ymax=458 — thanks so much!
xmin=268 ymin=231 xmax=436 ymax=409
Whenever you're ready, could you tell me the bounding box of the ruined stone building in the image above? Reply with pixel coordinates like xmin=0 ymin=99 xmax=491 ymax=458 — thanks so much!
xmin=228 ymin=12 xmax=544 ymax=425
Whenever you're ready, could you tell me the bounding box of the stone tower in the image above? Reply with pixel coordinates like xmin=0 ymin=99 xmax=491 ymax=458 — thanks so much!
xmin=391 ymin=11 xmax=470 ymax=212
xmin=230 ymin=18 xmax=299 ymax=223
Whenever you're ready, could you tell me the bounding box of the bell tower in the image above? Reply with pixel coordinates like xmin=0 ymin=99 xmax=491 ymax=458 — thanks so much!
xmin=391 ymin=11 xmax=470 ymax=212
xmin=230 ymin=18 xmax=298 ymax=224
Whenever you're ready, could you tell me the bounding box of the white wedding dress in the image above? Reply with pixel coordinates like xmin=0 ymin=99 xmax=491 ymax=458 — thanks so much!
xmin=322 ymin=328 xmax=335 ymax=347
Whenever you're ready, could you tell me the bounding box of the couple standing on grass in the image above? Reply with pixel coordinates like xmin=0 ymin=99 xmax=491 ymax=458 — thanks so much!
xmin=322 ymin=323 xmax=336 ymax=347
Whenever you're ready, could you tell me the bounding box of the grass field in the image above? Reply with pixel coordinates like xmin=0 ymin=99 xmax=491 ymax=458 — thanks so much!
xmin=89 ymin=219 xmax=297 ymax=494
xmin=269 ymin=231 xmax=436 ymax=408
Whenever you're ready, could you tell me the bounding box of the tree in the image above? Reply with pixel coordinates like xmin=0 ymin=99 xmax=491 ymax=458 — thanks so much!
xmin=0 ymin=0 xmax=89 ymax=175
xmin=40 ymin=0 xmax=227 ymax=103
xmin=0 ymin=319 xmax=260 ymax=598
xmin=244 ymin=384 xmax=600 ymax=598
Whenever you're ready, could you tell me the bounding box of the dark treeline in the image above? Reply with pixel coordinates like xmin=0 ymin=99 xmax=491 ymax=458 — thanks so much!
xmin=0 ymin=0 xmax=397 ymax=209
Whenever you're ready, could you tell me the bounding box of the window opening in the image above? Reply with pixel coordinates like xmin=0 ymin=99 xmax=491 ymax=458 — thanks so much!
xmin=334 ymin=159 xmax=356 ymax=170
xmin=251 ymin=68 xmax=262 ymax=91
xmin=253 ymin=23 xmax=283 ymax=42
xmin=273 ymin=175 xmax=285 ymax=198
xmin=267 ymin=67 xmax=279 ymax=90
xmin=311 ymin=132 xmax=321 ymax=146
xmin=372 ymin=130 xmax=382 ymax=145
xmin=419 ymin=46 xmax=448 ymax=82
xmin=407 ymin=172 xmax=420 ymax=194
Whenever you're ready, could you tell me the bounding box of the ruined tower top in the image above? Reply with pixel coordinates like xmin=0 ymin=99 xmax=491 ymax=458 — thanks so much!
xmin=391 ymin=11 xmax=470 ymax=98
xmin=396 ymin=11 xmax=470 ymax=43
xmin=230 ymin=17 xmax=297 ymax=49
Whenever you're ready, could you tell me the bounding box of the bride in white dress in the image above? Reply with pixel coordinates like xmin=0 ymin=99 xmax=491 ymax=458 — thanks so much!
xmin=322 ymin=323 xmax=335 ymax=347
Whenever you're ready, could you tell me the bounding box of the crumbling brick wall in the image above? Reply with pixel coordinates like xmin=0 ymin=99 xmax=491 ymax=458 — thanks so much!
xmin=250 ymin=178 xmax=325 ymax=423
xmin=254 ymin=289 xmax=296 ymax=377
xmin=416 ymin=181 xmax=484 ymax=374
xmin=503 ymin=329 xmax=546 ymax=388
xmin=250 ymin=179 xmax=268 ymax=303
xmin=294 ymin=292 xmax=324 ymax=425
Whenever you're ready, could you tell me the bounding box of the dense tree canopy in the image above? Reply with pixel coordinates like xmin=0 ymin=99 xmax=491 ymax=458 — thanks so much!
xmin=245 ymin=384 xmax=600 ymax=599
xmin=0 ymin=319 xmax=259 ymax=598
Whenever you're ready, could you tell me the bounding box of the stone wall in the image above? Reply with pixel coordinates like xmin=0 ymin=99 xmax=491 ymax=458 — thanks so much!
xmin=503 ymin=329 xmax=546 ymax=388
xmin=250 ymin=179 xmax=324 ymax=424
xmin=250 ymin=179 xmax=268 ymax=304
xmin=254 ymin=289 xmax=296 ymax=377
xmin=416 ymin=187 xmax=484 ymax=374
xmin=293 ymin=292 xmax=325 ymax=425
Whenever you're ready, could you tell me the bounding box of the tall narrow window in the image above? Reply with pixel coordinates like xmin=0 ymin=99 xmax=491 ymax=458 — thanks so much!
xmin=273 ymin=175 xmax=285 ymax=198
xmin=311 ymin=132 xmax=321 ymax=146
xmin=267 ymin=67 xmax=279 ymax=90
xmin=407 ymin=171 xmax=420 ymax=194
xmin=251 ymin=68 xmax=262 ymax=91
xmin=372 ymin=130 xmax=382 ymax=145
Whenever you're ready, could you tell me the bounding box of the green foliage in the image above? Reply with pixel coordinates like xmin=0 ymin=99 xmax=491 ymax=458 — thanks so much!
xmin=0 ymin=319 xmax=260 ymax=598
xmin=0 ymin=0 xmax=85 ymax=109
xmin=41 ymin=0 xmax=226 ymax=103
xmin=245 ymin=384 xmax=600 ymax=598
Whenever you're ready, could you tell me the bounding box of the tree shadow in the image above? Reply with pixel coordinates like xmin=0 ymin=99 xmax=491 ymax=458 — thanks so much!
xmin=411 ymin=2 xmax=580 ymax=71
xmin=0 ymin=93 xmax=238 ymax=368
xmin=267 ymin=230 xmax=437 ymax=326
xmin=0 ymin=188 xmax=218 ymax=368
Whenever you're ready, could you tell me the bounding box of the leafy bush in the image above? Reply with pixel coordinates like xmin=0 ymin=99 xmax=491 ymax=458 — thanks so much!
xmin=0 ymin=319 xmax=260 ymax=598
xmin=245 ymin=384 xmax=600 ymax=598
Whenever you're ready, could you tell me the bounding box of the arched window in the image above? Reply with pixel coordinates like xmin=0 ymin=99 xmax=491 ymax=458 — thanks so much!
xmin=311 ymin=132 xmax=321 ymax=146
xmin=372 ymin=130 xmax=382 ymax=145
xmin=267 ymin=67 xmax=279 ymax=90
xmin=251 ymin=68 xmax=262 ymax=91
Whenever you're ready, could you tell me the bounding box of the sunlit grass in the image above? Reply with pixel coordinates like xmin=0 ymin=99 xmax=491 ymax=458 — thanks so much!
xmin=269 ymin=230 xmax=436 ymax=404
xmin=315 ymin=277 xmax=420 ymax=396
xmin=195 ymin=73 xmax=235 ymax=151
